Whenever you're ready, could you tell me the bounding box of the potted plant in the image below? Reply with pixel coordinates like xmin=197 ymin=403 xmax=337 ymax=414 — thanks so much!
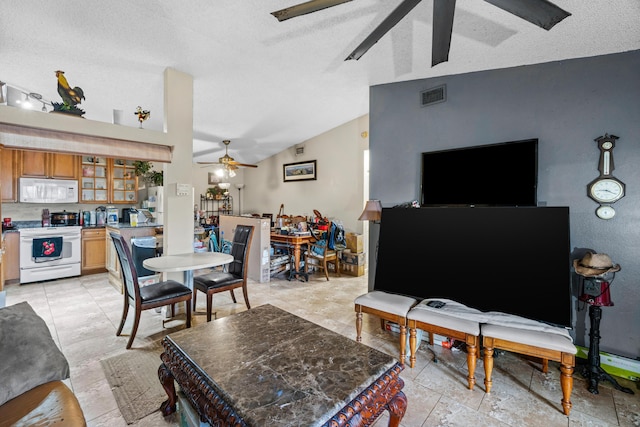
xmin=206 ymin=186 xmax=224 ymax=200
xmin=133 ymin=161 xmax=164 ymax=186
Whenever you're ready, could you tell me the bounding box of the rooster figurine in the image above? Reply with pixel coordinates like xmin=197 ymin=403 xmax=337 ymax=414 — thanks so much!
xmin=52 ymin=70 xmax=85 ymax=116
xmin=134 ymin=106 xmax=150 ymax=128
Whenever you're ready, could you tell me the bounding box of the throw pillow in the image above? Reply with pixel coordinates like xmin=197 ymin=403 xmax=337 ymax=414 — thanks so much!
xmin=0 ymin=301 xmax=70 ymax=406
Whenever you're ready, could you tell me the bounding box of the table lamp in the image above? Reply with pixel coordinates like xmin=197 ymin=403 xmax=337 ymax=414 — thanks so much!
xmin=358 ymin=200 xmax=382 ymax=223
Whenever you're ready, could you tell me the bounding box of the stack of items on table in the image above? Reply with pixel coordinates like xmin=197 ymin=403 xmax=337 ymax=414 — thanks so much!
xmin=339 ymin=232 xmax=365 ymax=276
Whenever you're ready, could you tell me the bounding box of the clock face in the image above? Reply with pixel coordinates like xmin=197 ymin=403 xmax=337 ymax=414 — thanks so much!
xmin=601 ymin=141 xmax=613 ymax=150
xmin=590 ymin=178 xmax=624 ymax=203
xmin=596 ymin=205 xmax=616 ymax=220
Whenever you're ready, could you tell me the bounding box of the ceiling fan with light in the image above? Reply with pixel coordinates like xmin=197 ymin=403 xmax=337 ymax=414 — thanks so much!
xmin=197 ymin=140 xmax=258 ymax=172
xmin=271 ymin=0 xmax=571 ymax=66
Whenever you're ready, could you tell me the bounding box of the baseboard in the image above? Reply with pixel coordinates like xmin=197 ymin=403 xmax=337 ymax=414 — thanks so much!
xmin=576 ymin=346 xmax=640 ymax=381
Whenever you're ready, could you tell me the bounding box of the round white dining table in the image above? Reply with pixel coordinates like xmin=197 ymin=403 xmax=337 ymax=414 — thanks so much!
xmin=143 ymin=251 xmax=233 ymax=290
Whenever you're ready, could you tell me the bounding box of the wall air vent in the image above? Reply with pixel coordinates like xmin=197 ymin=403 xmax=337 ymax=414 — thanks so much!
xmin=420 ymin=84 xmax=446 ymax=107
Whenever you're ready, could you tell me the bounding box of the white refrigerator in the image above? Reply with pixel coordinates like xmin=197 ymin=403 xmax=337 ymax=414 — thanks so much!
xmin=147 ymin=186 xmax=164 ymax=225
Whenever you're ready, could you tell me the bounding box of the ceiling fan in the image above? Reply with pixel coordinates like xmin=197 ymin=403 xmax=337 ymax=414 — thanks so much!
xmin=197 ymin=140 xmax=258 ymax=171
xmin=271 ymin=0 xmax=571 ymax=66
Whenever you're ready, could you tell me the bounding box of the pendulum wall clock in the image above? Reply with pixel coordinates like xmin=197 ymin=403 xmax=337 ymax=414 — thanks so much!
xmin=587 ymin=134 xmax=625 ymax=219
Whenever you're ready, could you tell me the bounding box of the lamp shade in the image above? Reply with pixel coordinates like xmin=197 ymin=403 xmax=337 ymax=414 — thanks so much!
xmin=358 ymin=200 xmax=382 ymax=221
xmin=218 ymin=182 xmax=231 ymax=190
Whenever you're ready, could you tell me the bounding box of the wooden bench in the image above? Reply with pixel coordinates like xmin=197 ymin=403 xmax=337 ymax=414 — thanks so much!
xmin=355 ymin=291 xmax=418 ymax=363
xmin=407 ymin=299 xmax=481 ymax=390
xmin=482 ymin=323 xmax=577 ymax=416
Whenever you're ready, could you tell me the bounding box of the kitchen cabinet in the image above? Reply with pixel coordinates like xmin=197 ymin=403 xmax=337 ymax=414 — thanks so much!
xmin=80 ymin=156 xmax=109 ymax=203
xmin=81 ymin=228 xmax=107 ymax=274
xmin=80 ymin=156 xmax=138 ymax=204
xmin=1 ymin=148 xmax=19 ymax=202
xmin=111 ymin=159 xmax=138 ymax=203
xmin=20 ymin=151 xmax=79 ymax=179
xmin=2 ymin=232 xmax=20 ymax=283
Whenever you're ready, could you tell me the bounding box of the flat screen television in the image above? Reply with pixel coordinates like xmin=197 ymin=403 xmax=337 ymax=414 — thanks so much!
xmin=374 ymin=206 xmax=572 ymax=328
xmin=421 ymin=139 xmax=538 ymax=207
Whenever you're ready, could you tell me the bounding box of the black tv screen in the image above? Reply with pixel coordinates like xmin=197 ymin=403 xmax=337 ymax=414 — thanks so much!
xmin=374 ymin=206 xmax=572 ymax=328
xmin=421 ymin=139 xmax=538 ymax=207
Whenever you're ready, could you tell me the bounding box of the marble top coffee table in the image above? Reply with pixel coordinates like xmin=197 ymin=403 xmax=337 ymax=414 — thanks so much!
xmin=158 ymin=304 xmax=406 ymax=426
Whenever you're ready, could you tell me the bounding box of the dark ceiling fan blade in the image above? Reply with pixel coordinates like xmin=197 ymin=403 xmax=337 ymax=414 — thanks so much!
xmin=345 ymin=0 xmax=422 ymax=61
xmin=483 ymin=0 xmax=571 ymax=30
xmin=432 ymin=0 xmax=456 ymax=67
xmin=230 ymin=162 xmax=258 ymax=168
xmin=271 ymin=0 xmax=353 ymax=22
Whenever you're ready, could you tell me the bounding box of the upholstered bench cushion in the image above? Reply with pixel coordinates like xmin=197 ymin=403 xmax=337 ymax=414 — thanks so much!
xmin=408 ymin=302 xmax=480 ymax=335
xmin=481 ymin=324 xmax=577 ymax=354
xmin=354 ymin=291 xmax=417 ymax=316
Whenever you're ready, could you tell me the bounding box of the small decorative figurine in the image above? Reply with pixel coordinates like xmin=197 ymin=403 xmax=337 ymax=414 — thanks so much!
xmin=134 ymin=106 xmax=150 ymax=128
xmin=52 ymin=70 xmax=85 ymax=116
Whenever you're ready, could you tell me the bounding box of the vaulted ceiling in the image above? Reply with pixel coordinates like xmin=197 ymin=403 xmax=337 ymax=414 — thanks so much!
xmin=1 ymin=1 xmax=637 ymax=165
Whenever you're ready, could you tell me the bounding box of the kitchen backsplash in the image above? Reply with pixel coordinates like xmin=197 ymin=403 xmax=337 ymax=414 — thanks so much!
xmin=2 ymin=187 xmax=148 ymax=221
xmin=1 ymin=203 xmax=140 ymax=222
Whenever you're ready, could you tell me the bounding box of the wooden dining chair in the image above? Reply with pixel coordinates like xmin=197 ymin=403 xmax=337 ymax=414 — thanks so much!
xmin=304 ymin=222 xmax=340 ymax=280
xmin=109 ymin=232 xmax=192 ymax=349
xmin=192 ymin=225 xmax=254 ymax=321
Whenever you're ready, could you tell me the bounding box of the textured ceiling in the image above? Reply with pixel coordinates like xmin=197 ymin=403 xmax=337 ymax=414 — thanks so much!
xmin=1 ymin=1 xmax=638 ymax=165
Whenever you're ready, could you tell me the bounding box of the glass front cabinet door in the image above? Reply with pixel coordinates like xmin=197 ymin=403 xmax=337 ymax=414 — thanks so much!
xmin=81 ymin=156 xmax=109 ymax=203
xmin=111 ymin=159 xmax=137 ymax=203
xmin=80 ymin=158 xmax=138 ymax=203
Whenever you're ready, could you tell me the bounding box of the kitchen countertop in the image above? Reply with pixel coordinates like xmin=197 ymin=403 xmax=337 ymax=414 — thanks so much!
xmin=106 ymin=222 xmax=162 ymax=229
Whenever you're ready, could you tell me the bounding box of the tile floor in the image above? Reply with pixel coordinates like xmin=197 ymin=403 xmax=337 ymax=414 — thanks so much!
xmin=4 ymin=271 xmax=639 ymax=427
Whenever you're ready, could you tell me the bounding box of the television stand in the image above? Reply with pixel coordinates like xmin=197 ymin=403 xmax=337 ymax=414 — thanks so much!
xmin=582 ymin=304 xmax=634 ymax=395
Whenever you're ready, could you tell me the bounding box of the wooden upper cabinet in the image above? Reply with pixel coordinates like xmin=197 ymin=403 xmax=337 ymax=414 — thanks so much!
xmin=20 ymin=151 xmax=79 ymax=179
xmin=110 ymin=159 xmax=138 ymax=204
xmin=1 ymin=148 xmax=19 ymax=202
xmin=79 ymin=157 xmax=138 ymax=204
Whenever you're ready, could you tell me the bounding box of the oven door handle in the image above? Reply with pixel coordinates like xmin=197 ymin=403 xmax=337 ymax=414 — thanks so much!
xmin=21 ymin=234 xmax=81 ymax=242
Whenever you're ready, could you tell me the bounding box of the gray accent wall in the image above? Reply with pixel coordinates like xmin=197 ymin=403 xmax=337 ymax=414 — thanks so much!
xmin=369 ymin=50 xmax=640 ymax=359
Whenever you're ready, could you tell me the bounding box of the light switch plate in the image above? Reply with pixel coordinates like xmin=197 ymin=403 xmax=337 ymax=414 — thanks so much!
xmin=176 ymin=183 xmax=190 ymax=196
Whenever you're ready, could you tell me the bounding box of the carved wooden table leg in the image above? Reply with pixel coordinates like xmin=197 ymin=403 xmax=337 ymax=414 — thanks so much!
xmin=158 ymin=363 xmax=177 ymax=416
xmin=387 ymin=390 xmax=408 ymax=427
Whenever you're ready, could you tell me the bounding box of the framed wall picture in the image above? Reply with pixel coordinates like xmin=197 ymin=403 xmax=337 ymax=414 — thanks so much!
xmin=283 ymin=160 xmax=317 ymax=182
xmin=208 ymin=172 xmax=220 ymax=185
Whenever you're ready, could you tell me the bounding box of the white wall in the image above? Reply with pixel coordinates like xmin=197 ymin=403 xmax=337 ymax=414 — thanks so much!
xmin=236 ymin=115 xmax=369 ymax=234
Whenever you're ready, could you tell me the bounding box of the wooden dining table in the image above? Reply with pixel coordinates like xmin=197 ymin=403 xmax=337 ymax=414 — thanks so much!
xmin=269 ymin=232 xmax=313 ymax=274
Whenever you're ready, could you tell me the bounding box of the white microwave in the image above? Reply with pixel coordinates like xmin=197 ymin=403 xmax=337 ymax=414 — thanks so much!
xmin=19 ymin=177 xmax=79 ymax=203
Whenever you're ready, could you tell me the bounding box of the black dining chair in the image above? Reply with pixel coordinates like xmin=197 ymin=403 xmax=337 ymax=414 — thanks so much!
xmin=109 ymin=232 xmax=192 ymax=349
xmin=193 ymin=225 xmax=254 ymax=321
